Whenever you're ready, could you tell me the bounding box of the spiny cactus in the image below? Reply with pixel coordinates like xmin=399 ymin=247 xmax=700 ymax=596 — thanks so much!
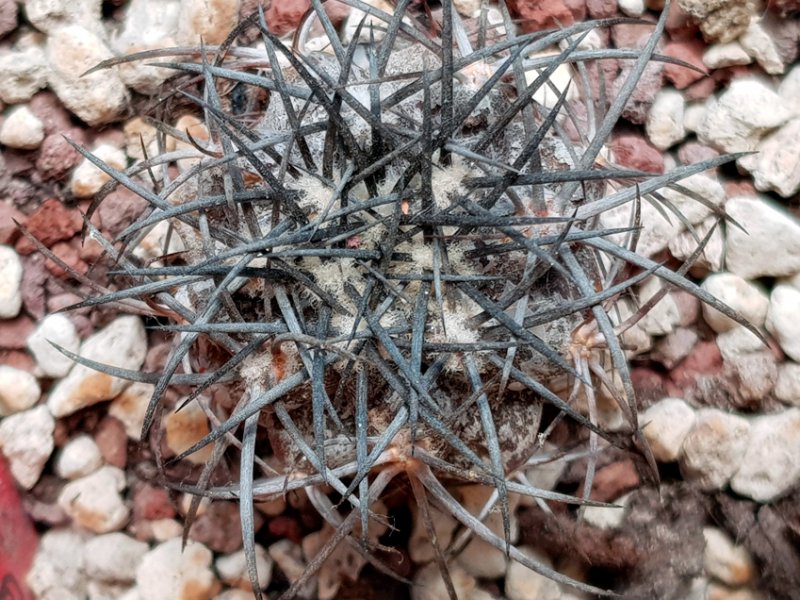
xmin=45 ymin=0 xmax=758 ymax=597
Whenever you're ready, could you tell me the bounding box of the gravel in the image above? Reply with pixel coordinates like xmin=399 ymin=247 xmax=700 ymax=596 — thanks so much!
xmin=2 ymin=1 xmax=800 ymax=598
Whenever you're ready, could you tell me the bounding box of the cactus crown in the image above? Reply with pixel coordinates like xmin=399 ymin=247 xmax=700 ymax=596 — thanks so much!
xmin=44 ymin=0 xmax=758 ymax=597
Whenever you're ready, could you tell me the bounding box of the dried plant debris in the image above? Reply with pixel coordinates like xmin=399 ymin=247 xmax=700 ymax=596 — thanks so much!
xmin=44 ymin=0 xmax=759 ymax=597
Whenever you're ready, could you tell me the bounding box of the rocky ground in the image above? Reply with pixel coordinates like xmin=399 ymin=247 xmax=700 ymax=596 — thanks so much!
xmin=1 ymin=0 xmax=800 ymax=599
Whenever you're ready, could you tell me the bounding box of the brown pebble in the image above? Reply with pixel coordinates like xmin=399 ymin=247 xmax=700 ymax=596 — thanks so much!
xmin=0 ymin=201 xmax=26 ymax=245
xmin=189 ymin=501 xmax=263 ymax=553
xmin=45 ymin=241 xmax=88 ymax=279
xmin=94 ymin=415 xmax=128 ymax=469
xmin=35 ymin=129 xmax=87 ymax=181
xmin=133 ymin=483 xmax=176 ymax=521
xmin=268 ymin=515 xmax=303 ymax=544
xmin=0 ymin=350 xmax=37 ymax=373
xmin=671 ymin=340 xmax=723 ymax=389
xmin=0 ymin=314 xmax=35 ymax=350
xmin=579 ymin=459 xmax=641 ymax=502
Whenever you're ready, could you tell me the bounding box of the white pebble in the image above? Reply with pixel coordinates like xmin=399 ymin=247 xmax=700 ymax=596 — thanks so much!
xmin=453 ymin=0 xmax=480 ymax=17
xmin=618 ymin=0 xmax=645 ymax=16
xmin=731 ymin=409 xmax=800 ymax=502
xmin=131 ymin=219 xmax=186 ymax=263
xmin=113 ymin=0 xmax=181 ymax=95
xmin=87 ymin=581 xmax=136 ymax=600
xmin=123 ymin=116 xmax=168 ymax=161
xmin=455 ymin=484 xmax=520 ymax=579
xmin=115 ymin=0 xmax=180 ymax=49
xmin=703 ymin=42 xmax=752 ymax=69
xmin=24 ymin=0 xmax=103 ymax=34
xmin=117 ymin=587 xmax=141 ymax=600
xmin=701 ymin=273 xmax=769 ymax=333
xmin=646 ymin=88 xmax=686 ymax=150
xmin=215 ymin=545 xmax=273 ymax=591
xmin=164 ymin=399 xmax=214 ymax=464
xmin=603 ymin=173 xmax=724 ymax=258
xmin=176 ymin=0 xmax=240 ymax=46
xmin=303 ymin=502 xmax=389 ymax=600
xmin=108 ymin=381 xmax=153 ymax=439
xmin=669 ymin=218 xmax=724 ymax=273
xmin=47 ymin=315 xmax=147 ymax=418
xmin=706 ymin=583 xmax=761 ymax=600
xmin=58 ymin=465 xmax=130 ymax=533
xmin=0 ymin=404 xmax=55 ymax=489
xmin=725 ymin=196 xmax=800 ymax=279
xmin=739 ymin=17 xmax=785 ymax=75
xmin=216 ymin=591 xmax=255 ymax=600
xmin=702 ymin=527 xmax=756 ymax=586
xmin=26 ymin=528 xmax=88 ymax=599
xmin=408 ymin=502 xmax=457 ymax=564
xmin=766 ymin=285 xmax=800 ymax=362
xmin=55 ymin=434 xmax=103 ymax=479
xmin=136 ymin=537 xmax=219 ymax=600
xmin=616 ymin=297 xmax=653 ymax=356
xmin=0 ymin=45 xmax=49 ymax=104
xmin=84 ymin=532 xmax=149 ymax=583
xmin=742 ymin=118 xmax=800 ymax=198
xmin=679 ymin=408 xmax=750 ymax=491
xmin=728 ymin=351 xmax=778 ymax=403
xmin=522 ymin=445 xmax=568 ymax=494
xmin=412 ymin=562 xmax=478 ymax=600
xmin=779 ymin=64 xmax=800 ymax=118
xmin=525 ymin=53 xmax=579 ymax=118
xmin=716 ymin=325 xmax=764 ymax=362
xmin=268 ymin=540 xmax=313 ymax=598
xmin=70 ymin=144 xmax=127 ymax=198
xmin=505 ymin=547 xmax=563 ymax=600
xmin=255 ymin=496 xmax=287 ymax=517
xmin=653 ymin=328 xmax=699 ymax=369
xmin=642 ymin=398 xmax=697 ymax=462
xmin=686 ymin=577 xmax=710 ymax=600
xmin=580 ymin=493 xmax=630 ymax=530
xmin=172 ymin=114 xmax=209 ymax=173
xmin=130 ymin=517 xmax=184 ymax=543
xmin=0 ymin=245 xmax=23 ymax=319
xmin=46 ymin=25 xmax=130 ymax=125
xmin=0 ymin=105 xmax=45 ymax=150
xmin=698 ymin=78 xmax=790 ymax=153
xmin=774 ymin=362 xmax=800 ymax=406
xmin=682 ymin=104 xmax=706 ymax=135
xmin=27 ymin=313 xmax=80 ymax=378
xmin=638 ymin=277 xmax=681 ymax=336
xmin=0 ymin=365 xmax=41 ymax=416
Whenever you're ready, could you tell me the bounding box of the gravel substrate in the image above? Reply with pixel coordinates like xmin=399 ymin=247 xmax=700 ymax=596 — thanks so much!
xmin=2 ymin=0 xmax=800 ymax=599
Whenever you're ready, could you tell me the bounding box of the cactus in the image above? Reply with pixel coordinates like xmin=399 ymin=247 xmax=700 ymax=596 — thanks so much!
xmin=47 ymin=0 xmax=757 ymax=597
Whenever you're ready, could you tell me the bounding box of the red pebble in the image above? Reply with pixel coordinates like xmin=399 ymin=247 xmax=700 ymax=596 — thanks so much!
xmin=663 ymin=38 xmax=707 ymax=89
xmin=268 ymin=515 xmax=303 ymax=544
xmin=507 ymin=0 xmax=575 ymax=32
xmin=611 ymin=133 xmax=665 ymax=174
xmin=670 ymin=340 xmax=723 ymax=389
xmin=15 ymin=199 xmax=83 ymax=255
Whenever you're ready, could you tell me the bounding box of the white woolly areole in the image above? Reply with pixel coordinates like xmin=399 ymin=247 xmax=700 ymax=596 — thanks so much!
xmin=431 ymin=155 xmax=470 ymax=209
xmin=359 ymin=221 xmax=389 ymax=250
xmin=303 ymin=257 xmax=366 ymax=306
xmin=240 ymin=344 xmax=301 ymax=388
xmin=289 ymin=174 xmax=336 ymax=215
xmin=240 ymin=351 xmax=274 ymax=390
xmin=429 ymin=300 xmax=481 ymax=345
xmin=392 ymin=238 xmax=475 ymax=276
xmin=409 ymin=242 xmax=435 ymax=271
